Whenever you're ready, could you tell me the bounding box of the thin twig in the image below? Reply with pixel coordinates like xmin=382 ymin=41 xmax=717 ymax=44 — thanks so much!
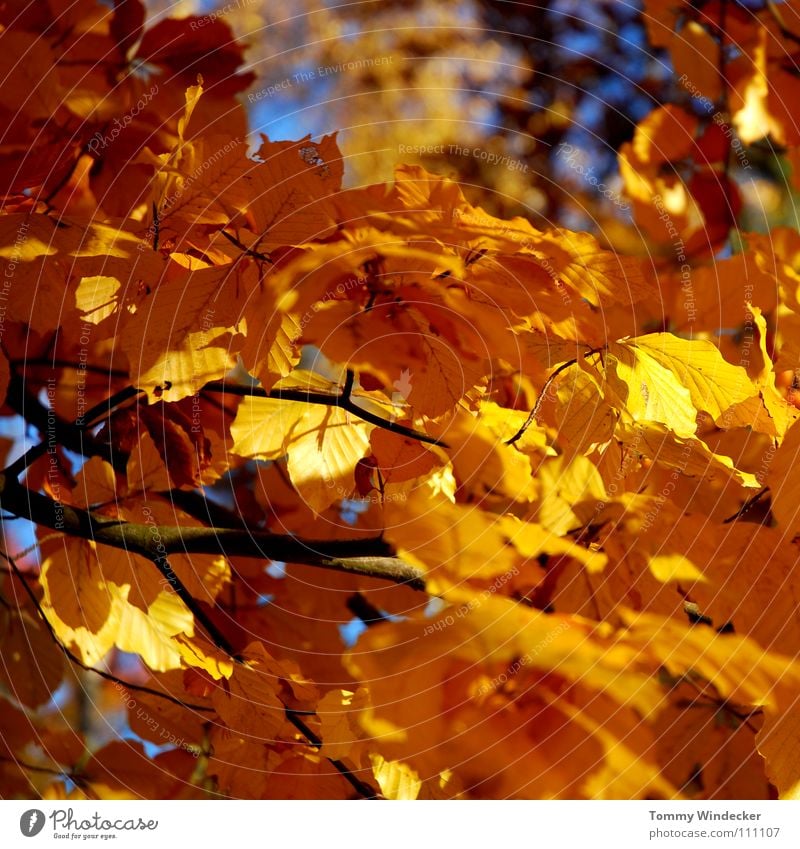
xmin=342 ymin=368 xmax=355 ymax=401
xmin=202 ymin=378 xmax=447 ymax=447
xmin=506 ymin=357 xmax=578 ymax=446
xmin=220 ymin=229 xmax=273 ymax=264
xmin=285 ymin=711 xmax=379 ymax=799
xmin=80 ymin=385 xmax=142 ymax=429
xmin=0 ymin=755 xmax=77 ymax=780
xmin=0 ymin=547 xmax=213 ymax=712
xmin=1 ymin=545 xmax=379 ymax=798
xmin=3 ymin=374 xmax=124 ymax=473
xmin=4 ymin=385 xmax=140 ymax=479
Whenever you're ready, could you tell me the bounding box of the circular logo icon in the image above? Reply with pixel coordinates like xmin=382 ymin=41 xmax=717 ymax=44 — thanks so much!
xmin=19 ymin=810 xmax=45 ymax=837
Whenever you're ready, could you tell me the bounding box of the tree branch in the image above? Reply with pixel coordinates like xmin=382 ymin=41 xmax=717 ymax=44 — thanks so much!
xmin=4 ymin=373 xmax=124 ymax=473
xmin=0 ymin=365 xmax=422 ymax=799
xmin=0 ymin=477 xmax=427 ymax=592
xmin=1 ymin=538 xmax=381 ymax=799
xmin=202 ymin=378 xmax=448 ymax=447
xmin=6 ymin=358 xmax=445 ymax=460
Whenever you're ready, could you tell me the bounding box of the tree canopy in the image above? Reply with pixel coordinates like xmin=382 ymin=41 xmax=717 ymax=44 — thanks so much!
xmin=2 ymin=0 xmax=800 ymax=800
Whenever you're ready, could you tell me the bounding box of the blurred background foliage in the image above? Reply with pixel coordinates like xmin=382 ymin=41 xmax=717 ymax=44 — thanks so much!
xmin=142 ymin=0 xmax=796 ymax=249
xmin=140 ymin=0 xmax=670 ymax=224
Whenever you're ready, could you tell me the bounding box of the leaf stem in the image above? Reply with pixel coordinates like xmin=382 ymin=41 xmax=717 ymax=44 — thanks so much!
xmin=505 ymin=357 xmax=578 ymax=446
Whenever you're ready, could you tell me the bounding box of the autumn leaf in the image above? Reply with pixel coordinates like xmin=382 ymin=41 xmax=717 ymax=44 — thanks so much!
xmin=231 ymin=391 xmax=373 ymax=512
xmin=0 ymin=611 xmax=64 ymax=709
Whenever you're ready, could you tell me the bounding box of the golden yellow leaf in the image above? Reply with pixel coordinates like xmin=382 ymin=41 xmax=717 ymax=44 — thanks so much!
xmin=123 ymin=261 xmax=255 ymax=400
xmin=601 ymin=345 xmax=697 ymax=436
xmin=383 ymin=490 xmax=604 ymax=589
xmin=624 ymin=334 xmax=756 ymax=421
xmin=648 ymin=554 xmax=707 ymax=584
xmin=534 ymin=454 xmax=606 ymax=535
xmin=114 ymin=587 xmax=194 ymax=673
xmin=369 ymin=754 xmax=423 ymax=800
xmin=656 ymin=682 xmax=768 ymax=800
xmin=75 ymin=276 xmax=121 ymax=324
xmin=544 ymin=363 xmax=616 ymax=457
xmin=40 ymin=537 xmax=111 ymax=633
xmin=602 ymin=334 xmax=756 ymax=437
xmin=0 ymin=214 xmax=164 ymax=333
xmin=617 ymin=421 xmax=761 ymax=489
xmin=231 ymin=395 xmax=373 ymax=512
xmin=156 ymin=135 xmax=252 ymax=226
xmin=720 ymin=307 xmax=796 ymax=439
xmin=758 ymin=709 xmax=800 ymax=799
xmin=428 ymin=406 xmax=539 ymax=504
xmin=243 ymin=134 xmax=343 ymax=247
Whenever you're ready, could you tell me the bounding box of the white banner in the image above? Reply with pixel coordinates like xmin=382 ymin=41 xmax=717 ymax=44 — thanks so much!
xmin=0 ymin=801 xmax=799 ymax=849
